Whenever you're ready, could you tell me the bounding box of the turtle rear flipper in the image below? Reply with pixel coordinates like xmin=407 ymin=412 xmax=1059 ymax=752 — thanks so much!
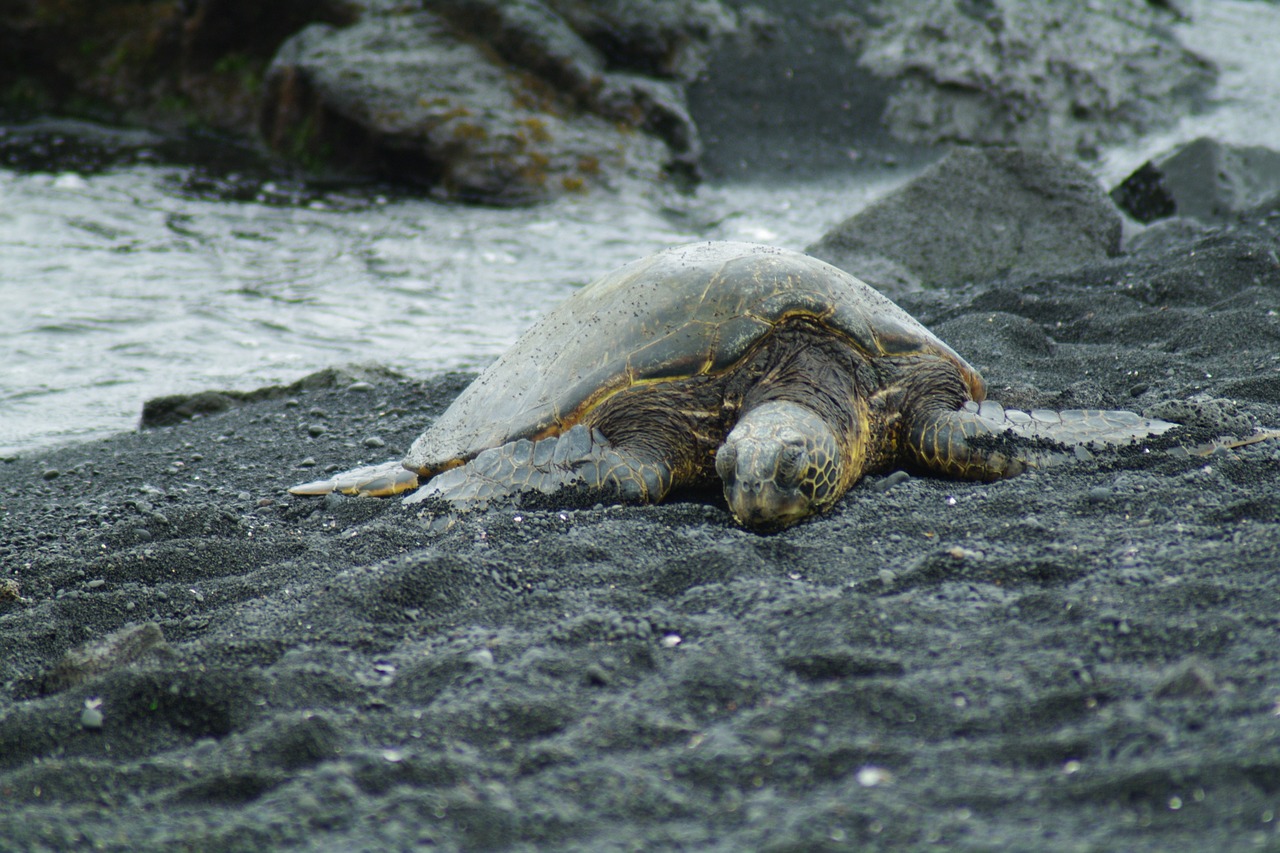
xmin=404 ymin=424 xmax=678 ymax=509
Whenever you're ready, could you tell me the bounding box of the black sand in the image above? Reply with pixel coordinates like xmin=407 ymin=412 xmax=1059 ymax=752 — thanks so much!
xmin=3 ymin=198 xmax=1280 ymax=850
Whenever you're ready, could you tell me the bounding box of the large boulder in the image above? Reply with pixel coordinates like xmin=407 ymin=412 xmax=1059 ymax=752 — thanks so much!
xmin=254 ymin=1 xmax=731 ymax=202
xmin=1 ymin=0 xmax=732 ymax=203
xmin=859 ymin=0 xmax=1216 ymax=158
xmin=689 ymin=0 xmax=1215 ymax=180
xmin=544 ymin=0 xmax=735 ymax=81
xmin=0 ymin=0 xmax=356 ymax=133
xmin=258 ymin=10 xmax=676 ymax=203
xmin=807 ymin=147 xmax=1122 ymax=293
xmin=1111 ymin=137 xmax=1280 ymax=225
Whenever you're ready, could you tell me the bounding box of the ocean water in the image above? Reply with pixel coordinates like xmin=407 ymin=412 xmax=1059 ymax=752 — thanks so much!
xmin=0 ymin=160 xmax=910 ymax=456
xmin=1 ymin=0 xmax=1276 ymax=458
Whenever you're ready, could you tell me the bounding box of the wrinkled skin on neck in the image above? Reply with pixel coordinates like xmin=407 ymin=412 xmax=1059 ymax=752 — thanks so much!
xmin=715 ymin=401 xmax=859 ymax=530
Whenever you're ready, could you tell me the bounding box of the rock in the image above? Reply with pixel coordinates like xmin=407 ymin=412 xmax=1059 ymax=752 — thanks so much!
xmin=258 ymin=6 xmax=687 ymax=202
xmin=807 ymin=147 xmax=1121 ymax=289
xmin=434 ymin=0 xmax=609 ymax=102
xmin=0 ymin=0 xmax=355 ymax=134
xmin=1111 ymin=137 xmax=1280 ymax=225
xmin=141 ymin=390 xmax=242 ymax=428
xmin=141 ymin=364 xmax=401 ymax=428
xmin=1109 ymin=161 xmax=1177 ymax=224
xmin=858 ymin=0 xmax=1216 ymax=158
xmin=2 ymin=0 xmax=727 ymax=201
xmin=438 ymin=0 xmax=710 ymax=171
xmin=688 ymin=3 xmax=908 ymax=181
xmin=545 ymin=0 xmax=736 ymax=81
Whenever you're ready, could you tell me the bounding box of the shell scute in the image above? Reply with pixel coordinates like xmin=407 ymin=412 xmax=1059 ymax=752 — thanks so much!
xmin=626 ymin=320 xmax=722 ymax=381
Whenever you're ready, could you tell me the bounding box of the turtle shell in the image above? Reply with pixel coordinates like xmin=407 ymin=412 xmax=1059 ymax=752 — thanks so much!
xmin=404 ymin=241 xmax=983 ymax=474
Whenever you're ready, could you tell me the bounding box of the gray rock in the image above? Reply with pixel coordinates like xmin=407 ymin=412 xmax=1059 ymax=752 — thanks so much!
xmin=858 ymin=0 xmax=1216 ymax=158
xmin=437 ymin=0 xmax=716 ymax=169
xmin=807 ymin=147 xmax=1121 ymax=289
xmin=1111 ymin=137 xmax=1280 ymax=225
xmin=545 ymin=0 xmax=737 ymax=81
xmin=434 ymin=0 xmax=608 ymax=100
xmin=688 ymin=3 xmax=912 ymax=181
xmin=259 ymin=7 xmax=685 ymax=203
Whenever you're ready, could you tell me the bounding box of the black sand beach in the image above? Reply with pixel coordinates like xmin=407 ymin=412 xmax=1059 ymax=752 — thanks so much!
xmin=3 ymin=192 xmax=1279 ymax=849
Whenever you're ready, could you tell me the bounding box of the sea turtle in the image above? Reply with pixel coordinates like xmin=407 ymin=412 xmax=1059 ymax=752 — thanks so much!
xmin=291 ymin=242 xmax=1175 ymax=529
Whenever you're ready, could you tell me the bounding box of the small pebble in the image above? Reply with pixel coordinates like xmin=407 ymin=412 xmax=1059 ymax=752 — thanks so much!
xmin=584 ymin=663 xmax=611 ymax=686
xmin=856 ymin=766 xmax=893 ymax=787
xmin=869 ymin=470 xmax=910 ymax=493
xmin=298 ymin=457 xmax=317 ymax=468
xmin=348 ymin=381 xmax=375 ymax=393
xmin=80 ymin=705 xmax=104 ymax=730
xmin=42 ymin=469 xmax=60 ymax=480
xmin=53 ymin=172 xmax=88 ymax=190
xmin=1087 ymin=486 xmax=1111 ymax=503
xmin=364 ymin=436 xmax=386 ymax=448
xmin=307 ymin=424 xmax=327 ymax=437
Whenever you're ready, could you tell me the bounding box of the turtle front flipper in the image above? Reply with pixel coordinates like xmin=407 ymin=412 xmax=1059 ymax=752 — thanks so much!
xmin=404 ymin=424 xmax=678 ymax=508
xmin=907 ymin=401 xmax=1178 ymax=480
xmin=289 ymin=460 xmax=421 ymax=497
xmin=960 ymin=401 xmax=1177 ymax=446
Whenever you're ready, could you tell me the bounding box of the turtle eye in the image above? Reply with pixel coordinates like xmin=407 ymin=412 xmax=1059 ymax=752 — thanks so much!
xmin=775 ymin=445 xmax=809 ymax=490
xmin=715 ymin=444 xmax=738 ymax=483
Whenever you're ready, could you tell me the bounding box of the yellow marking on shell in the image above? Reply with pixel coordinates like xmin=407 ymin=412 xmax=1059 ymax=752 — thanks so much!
xmin=565 ymin=312 xmax=892 ymax=435
xmin=743 ymin=305 xmax=837 ymax=326
xmin=554 ymin=317 xmax=752 ymax=428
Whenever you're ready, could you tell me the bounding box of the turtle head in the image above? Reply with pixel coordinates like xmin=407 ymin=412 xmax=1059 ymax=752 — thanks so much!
xmin=716 ymin=401 xmax=848 ymax=530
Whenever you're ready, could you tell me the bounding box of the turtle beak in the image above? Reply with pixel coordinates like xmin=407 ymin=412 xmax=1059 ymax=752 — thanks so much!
xmin=716 ymin=438 xmax=811 ymax=531
xmin=728 ymin=487 xmax=809 ymax=531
